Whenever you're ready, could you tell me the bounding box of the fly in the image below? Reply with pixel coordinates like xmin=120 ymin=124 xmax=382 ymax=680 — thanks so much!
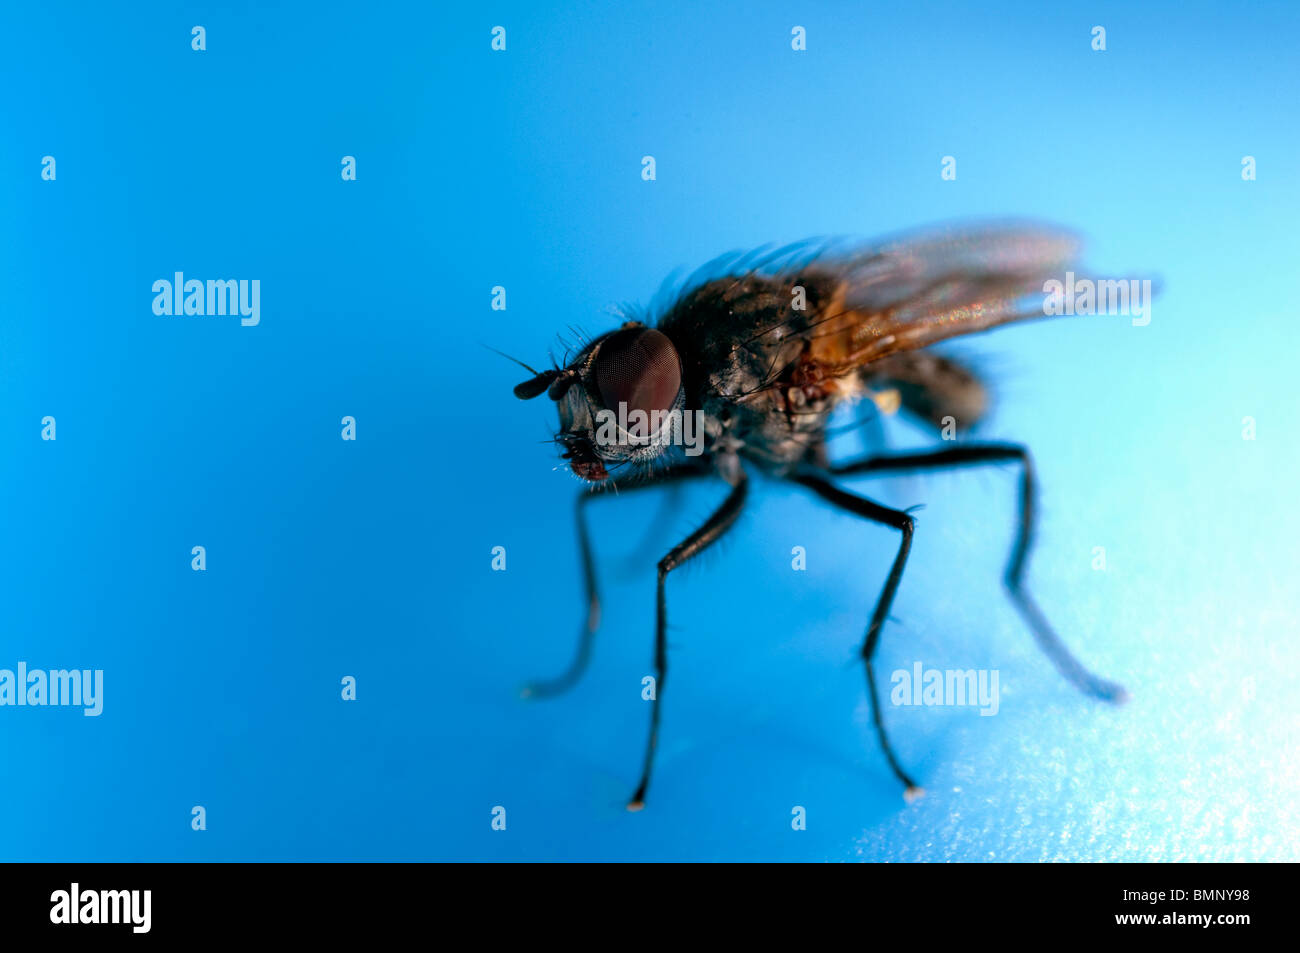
xmin=511 ymin=222 xmax=1129 ymax=810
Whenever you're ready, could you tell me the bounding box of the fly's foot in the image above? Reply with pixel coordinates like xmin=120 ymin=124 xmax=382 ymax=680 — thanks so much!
xmin=1095 ymin=680 xmax=1129 ymax=705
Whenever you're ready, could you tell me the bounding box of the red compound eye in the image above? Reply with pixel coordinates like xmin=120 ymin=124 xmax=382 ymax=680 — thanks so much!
xmin=593 ymin=328 xmax=682 ymax=425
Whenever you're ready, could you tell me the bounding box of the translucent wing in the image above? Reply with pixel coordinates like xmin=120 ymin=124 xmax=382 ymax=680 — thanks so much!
xmin=779 ymin=221 xmax=1080 ymax=371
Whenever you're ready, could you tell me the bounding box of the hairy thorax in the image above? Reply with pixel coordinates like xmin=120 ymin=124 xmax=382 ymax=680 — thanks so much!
xmin=658 ymin=272 xmax=869 ymax=474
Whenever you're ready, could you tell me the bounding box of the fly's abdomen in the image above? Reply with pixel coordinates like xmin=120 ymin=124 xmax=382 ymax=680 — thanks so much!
xmin=859 ymin=351 xmax=990 ymax=433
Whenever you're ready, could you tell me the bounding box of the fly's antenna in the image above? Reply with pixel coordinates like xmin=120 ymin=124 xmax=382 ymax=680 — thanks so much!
xmin=484 ymin=343 xmax=567 ymax=400
xmin=482 ymin=343 xmax=544 ymax=376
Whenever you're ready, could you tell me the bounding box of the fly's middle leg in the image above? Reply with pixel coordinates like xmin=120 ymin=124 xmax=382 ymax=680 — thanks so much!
xmin=792 ymin=471 xmax=923 ymax=801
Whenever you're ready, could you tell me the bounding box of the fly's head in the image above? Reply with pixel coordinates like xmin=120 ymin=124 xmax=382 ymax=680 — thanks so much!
xmin=514 ymin=322 xmax=685 ymax=483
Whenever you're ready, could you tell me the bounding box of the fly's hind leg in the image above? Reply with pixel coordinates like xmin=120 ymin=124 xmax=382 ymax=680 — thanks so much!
xmin=829 ymin=443 xmax=1127 ymax=702
xmin=522 ymin=461 xmax=709 ymax=700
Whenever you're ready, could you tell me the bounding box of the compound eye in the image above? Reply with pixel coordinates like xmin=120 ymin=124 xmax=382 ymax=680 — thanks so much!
xmin=593 ymin=328 xmax=682 ymax=431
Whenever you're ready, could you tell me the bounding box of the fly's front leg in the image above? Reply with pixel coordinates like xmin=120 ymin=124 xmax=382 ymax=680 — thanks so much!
xmin=522 ymin=462 xmax=709 ymax=699
xmin=830 ymin=443 xmax=1126 ymax=702
xmin=792 ymin=471 xmax=922 ymax=800
xmin=627 ymin=467 xmax=749 ymax=811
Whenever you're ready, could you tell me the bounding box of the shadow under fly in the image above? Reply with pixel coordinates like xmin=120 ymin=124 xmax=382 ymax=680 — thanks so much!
xmin=509 ymin=222 xmax=1129 ymax=810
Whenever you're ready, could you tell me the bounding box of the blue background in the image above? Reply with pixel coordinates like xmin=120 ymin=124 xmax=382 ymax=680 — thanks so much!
xmin=3 ymin=1 xmax=1296 ymax=861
